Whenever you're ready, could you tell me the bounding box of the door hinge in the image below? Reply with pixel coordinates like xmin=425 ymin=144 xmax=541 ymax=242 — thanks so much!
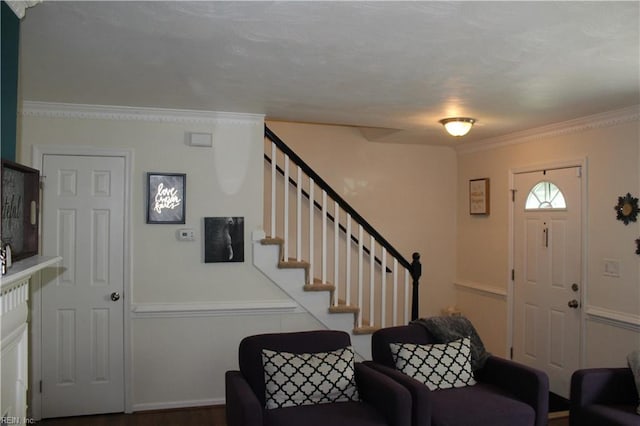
xmin=511 ymin=269 xmax=515 ymax=281
xmin=510 ymin=347 xmax=513 ymax=359
xmin=511 ymin=189 xmax=516 ymax=202
xmin=39 ymin=380 xmax=42 ymax=393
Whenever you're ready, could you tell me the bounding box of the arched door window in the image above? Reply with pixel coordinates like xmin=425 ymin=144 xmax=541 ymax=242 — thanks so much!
xmin=525 ymin=181 xmax=567 ymax=210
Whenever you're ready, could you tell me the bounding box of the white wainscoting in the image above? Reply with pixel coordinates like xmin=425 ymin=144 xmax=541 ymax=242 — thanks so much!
xmin=129 ymin=299 xmax=322 ymax=411
xmin=584 ymin=306 xmax=640 ymax=367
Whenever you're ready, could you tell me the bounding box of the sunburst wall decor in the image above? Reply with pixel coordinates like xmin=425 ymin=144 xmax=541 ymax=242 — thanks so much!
xmin=614 ymin=193 xmax=639 ymax=225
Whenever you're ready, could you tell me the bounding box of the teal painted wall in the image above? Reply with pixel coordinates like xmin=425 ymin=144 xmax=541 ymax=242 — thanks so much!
xmin=1 ymin=1 xmax=20 ymax=161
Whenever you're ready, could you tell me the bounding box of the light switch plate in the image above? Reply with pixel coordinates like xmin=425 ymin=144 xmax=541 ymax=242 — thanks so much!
xmin=603 ymin=259 xmax=620 ymax=277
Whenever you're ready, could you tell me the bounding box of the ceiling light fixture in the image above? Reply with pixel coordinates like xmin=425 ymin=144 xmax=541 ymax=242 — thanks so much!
xmin=439 ymin=117 xmax=476 ymax=137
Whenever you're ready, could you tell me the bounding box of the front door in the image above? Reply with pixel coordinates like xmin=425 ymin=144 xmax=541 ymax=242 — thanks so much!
xmin=513 ymin=166 xmax=582 ymax=398
xmin=40 ymin=154 xmax=125 ymax=418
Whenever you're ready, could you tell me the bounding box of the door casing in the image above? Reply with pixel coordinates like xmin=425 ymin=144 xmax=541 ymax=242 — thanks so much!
xmin=30 ymin=146 xmax=133 ymax=420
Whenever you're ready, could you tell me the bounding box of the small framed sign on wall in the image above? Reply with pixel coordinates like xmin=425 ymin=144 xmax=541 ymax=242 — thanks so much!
xmin=147 ymin=172 xmax=186 ymax=224
xmin=469 ymin=178 xmax=490 ymax=215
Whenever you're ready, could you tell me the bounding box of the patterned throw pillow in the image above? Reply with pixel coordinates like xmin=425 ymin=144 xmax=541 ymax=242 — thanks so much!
xmin=390 ymin=337 xmax=476 ymax=391
xmin=412 ymin=316 xmax=491 ymax=371
xmin=262 ymin=346 xmax=360 ymax=409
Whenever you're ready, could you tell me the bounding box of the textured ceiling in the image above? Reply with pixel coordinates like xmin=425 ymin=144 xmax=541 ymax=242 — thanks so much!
xmin=18 ymin=1 xmax=640 ymax=146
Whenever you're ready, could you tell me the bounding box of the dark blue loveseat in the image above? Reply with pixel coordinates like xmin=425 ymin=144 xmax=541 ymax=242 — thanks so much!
xmin=366 ymin=323 xmax=549 ymax=426
xmin=226 ymin=330 xmax=412 ymax=426
xmin=570 ymin=368 xmax=639 ymax=426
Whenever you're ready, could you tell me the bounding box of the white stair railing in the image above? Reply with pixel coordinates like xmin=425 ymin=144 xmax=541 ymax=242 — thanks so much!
xmin=264 ymin=126 xmax=421 ymax=331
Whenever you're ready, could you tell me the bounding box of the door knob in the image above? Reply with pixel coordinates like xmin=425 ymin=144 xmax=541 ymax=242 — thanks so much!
xmin=567 ymin=299 xmax=579 ymax=309
xmin=111 ymin=292 xmax=121 ymax=301
xmin=571 ymin=283 xmax=579 ymax=292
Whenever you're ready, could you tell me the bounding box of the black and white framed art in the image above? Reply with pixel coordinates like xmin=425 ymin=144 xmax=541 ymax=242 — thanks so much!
xmin=204 ymin=217 xmax=245 ymax=263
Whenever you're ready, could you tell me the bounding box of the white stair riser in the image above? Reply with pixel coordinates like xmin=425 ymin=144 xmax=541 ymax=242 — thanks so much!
xmin=253 ymin=241 xmax=372 ymax=360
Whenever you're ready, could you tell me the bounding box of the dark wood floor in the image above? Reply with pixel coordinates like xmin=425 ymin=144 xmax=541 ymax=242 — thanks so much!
xmin=548 ymin=412 xmax=570 ymax=426
xmin=37 ymin=406 xmax=226 ymax=426
xmin=37 ymin=405 xmax=569 ymax=426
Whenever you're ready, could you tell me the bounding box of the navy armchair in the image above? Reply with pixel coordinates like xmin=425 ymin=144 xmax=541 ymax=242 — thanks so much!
xmin=570 ymin=368 xmax=639 ymax=426
xmin=225 ymin=330 xmax=412 ymax=426
xmin=366 ymin=324 xmax=549 ymax=426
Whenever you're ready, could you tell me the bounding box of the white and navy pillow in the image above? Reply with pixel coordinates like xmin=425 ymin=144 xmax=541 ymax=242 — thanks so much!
xmin=414 ymin=316 xmax=490 ymax=371
xmin=390 ymin=337 xmax=476 ymax=391
xmin=262 ymin=346 xmax=360 ymax=409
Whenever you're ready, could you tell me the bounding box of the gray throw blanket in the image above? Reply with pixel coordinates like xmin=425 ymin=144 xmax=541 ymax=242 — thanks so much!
xmin=627 ymin=349 xmax=640 ymax=415
xmin=411 ymin=315 xmax=491 ymax=371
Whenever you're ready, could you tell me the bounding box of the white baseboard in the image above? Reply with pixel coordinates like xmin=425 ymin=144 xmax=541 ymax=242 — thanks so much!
xmin=132 ymin=398 xmax=225 ymax=412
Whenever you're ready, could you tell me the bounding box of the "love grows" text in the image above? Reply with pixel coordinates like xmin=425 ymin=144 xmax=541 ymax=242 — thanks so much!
xmin=153 ymin=183 xmax=181 ymax=214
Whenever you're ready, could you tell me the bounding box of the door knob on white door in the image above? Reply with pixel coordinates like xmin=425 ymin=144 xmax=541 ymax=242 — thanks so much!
xmin=567 ymin=299 xmax=579 ymax=309
xmin=111 ymin=292 xmax=121 ymax=301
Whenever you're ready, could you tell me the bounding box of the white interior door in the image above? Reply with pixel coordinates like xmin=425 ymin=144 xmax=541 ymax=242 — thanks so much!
xmin=41 ymin=154 xmax=125 ymax=418
xmin=513 ymin=166 xmax=582 ymax=398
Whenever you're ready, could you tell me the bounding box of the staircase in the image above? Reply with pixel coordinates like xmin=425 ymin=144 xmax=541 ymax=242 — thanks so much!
xmin=253 ymin=126 xmax=421 ymax=359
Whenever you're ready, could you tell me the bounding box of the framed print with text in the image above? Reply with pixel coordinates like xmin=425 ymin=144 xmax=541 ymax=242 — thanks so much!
xmin=147 ymin=172 xmax=186 ymax=224
xmin=1 ymin=160 xmax=40 ymax=260
xmin=469 ymin=178 xmax=490 ymax=215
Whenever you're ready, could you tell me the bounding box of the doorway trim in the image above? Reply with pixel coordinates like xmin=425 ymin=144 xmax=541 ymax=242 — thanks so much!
xmin=30 ymin=145 xmax=134 ymax=419
xmin=507 ymin=157 xmax=588 ymax=367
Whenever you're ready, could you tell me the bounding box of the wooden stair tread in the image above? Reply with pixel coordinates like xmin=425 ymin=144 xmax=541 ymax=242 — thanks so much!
xmin=304 ymin=283 xmax=335 ymax=292
xmin=261 ymin=237 xmax=284 ymax=245
xmin=353 ymin=326 xmax=379 ymax=335
xmin=329 ymin=304 xmax=359 ymax=314
xmin=278 ymin=259 xmax=310 ymax=269
xmin=311 ymin=277 xmax=332 ymax=285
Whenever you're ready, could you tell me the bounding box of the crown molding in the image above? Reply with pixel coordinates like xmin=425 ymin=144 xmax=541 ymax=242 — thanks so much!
xmin=456 ymin=105 xmax=640 ymax=155
xmin=20 ymin=101 xmax=264 ymax=126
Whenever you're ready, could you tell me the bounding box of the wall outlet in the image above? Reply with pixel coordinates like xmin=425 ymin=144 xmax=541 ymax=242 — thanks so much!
xmin=177 ymin=228 xmax=195 ymax=241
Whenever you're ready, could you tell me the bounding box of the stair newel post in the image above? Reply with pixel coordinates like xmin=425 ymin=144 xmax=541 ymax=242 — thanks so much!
xmin=410 ymin=252 xmax=422 ymax=321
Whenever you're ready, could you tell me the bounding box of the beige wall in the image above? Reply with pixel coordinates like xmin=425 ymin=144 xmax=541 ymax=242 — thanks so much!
xmin=17 ymin=105 xmax=639 ymax=409
xmin=19 ymin=112 xmax=281 ymax=304
xmin=19 ymin=108 xmax=326 ymax=409
xmin=456 ymin=117 xmax=640 ymax=361
xmin=266 ymin=121 xmax=459 ymax=317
